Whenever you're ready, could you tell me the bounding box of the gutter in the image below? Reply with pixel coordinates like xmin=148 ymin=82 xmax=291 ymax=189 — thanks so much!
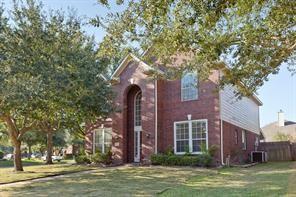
xmin=219 ymin=70 xmax=225 ymax=165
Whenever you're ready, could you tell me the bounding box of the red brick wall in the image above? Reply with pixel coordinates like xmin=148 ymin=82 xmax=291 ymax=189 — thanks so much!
xmin=223 ymin=121 xmax=259 ymax=164
xmin=85 ymin=57 xmax=259 ymax=166
xmin=85 ymin=120 xmax=112 ymax=154
xmin=111 ymin=61 xmax=156 ymax=163
xmin=156 ymin=71 xmax=222 ymax=164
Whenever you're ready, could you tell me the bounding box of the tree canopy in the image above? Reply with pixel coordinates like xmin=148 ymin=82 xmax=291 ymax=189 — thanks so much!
xmin=96 ymin=0 xmax=296 ymax=95
xmin=0 ymin=0 xmax=114 ymax=171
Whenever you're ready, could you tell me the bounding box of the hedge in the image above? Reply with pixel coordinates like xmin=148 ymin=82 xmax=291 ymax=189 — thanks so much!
xmin=150 ymin=154 xmax=212 ymax=167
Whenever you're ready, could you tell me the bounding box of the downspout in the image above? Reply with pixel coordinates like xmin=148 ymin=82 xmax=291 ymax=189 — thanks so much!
xmin=219 ymin=71 xmax=225 ymax=165
xmin=93 ymin=130 xmax=95 ymax=155
xmin=154 ymin=79 xmax=158 ymax=154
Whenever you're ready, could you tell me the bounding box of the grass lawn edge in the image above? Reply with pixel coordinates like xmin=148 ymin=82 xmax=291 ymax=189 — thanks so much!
xmin=0 ymin=165 xmax=96 ymax=185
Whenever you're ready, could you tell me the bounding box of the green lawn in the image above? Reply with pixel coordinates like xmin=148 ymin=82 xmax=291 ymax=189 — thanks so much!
xmin=0 ymin=162 xmax=295 ymax=197
xmin=0 ymin=159 xmax=94 ymax=184
xmin=0 ymin=159 xmax=44 ymax=168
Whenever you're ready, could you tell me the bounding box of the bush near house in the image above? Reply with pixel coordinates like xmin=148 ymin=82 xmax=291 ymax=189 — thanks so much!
xmin=75 ymin=149 xmax=113 ymax=165
xmin=151 ymin=145 xmax=218 ymax=167
xmin=75 ymin=154 xmax=91 ymax=164
xmin=150 ymin=154 xmax=213 ymax=167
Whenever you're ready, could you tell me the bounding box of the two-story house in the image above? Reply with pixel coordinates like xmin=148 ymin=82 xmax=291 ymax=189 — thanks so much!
xmin=85 ymin=53 xmax=262 ymax=165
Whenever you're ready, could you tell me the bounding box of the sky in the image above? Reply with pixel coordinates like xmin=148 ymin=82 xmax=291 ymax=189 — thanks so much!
xmin=2 ymin=0 xmax=296 ymax=127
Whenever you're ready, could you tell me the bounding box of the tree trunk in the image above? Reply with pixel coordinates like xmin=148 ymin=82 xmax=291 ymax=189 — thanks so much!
xmin=14 ymin=140 xmax=24 ymax=171
xmin=46 ymin=130 xmax=53 ymax=164
xmin=28 ymin=145 xmax=32 ymax=159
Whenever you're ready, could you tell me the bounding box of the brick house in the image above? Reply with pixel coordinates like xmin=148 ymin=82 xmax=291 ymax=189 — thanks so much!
xmin=85 ymin=53 xmax=262 ymax=165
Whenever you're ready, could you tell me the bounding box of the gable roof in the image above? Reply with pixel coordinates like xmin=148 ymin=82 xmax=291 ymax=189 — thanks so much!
xmin=110 ymin=53 xmax=263 ymax=106
xmin=111 ymin=53 xmax=163 ymax=79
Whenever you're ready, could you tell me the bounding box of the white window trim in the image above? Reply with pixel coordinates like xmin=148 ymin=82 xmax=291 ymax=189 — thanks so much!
xmin=174 ymin=119 xmax=208 ymax=155
xmin=134 ymin=91 xmax=142 ymax=128
xmin=181 ymin=72 xmax=198 ymax=102
xmin=93 ymin=128 xmax=112 ymax=154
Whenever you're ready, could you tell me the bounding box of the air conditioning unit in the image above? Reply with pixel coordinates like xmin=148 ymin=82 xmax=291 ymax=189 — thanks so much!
xmin=251 ymin=151 xmax=267 ymax=163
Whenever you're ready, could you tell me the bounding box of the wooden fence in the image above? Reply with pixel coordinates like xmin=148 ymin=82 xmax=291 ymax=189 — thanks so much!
xmin=258 ymin=141 xmax=296 ymax=161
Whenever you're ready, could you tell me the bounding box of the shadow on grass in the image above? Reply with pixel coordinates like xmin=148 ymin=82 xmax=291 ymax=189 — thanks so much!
xmin=0 ymin=160 xmax=45 ymax=168
xmin=1 ymin=167 xmax=209 ymax=196
xmin=1 ymin=162 xmax=295 ymax=197
xmin=161 ymin=162 xmax=296 ymax=197
xmin=0 ymin=159 xmax=73 ymax=168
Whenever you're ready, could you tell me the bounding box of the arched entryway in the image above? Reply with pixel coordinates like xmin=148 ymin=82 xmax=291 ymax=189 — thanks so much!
xmin=126 ymin=85 xmax=142 ymax=163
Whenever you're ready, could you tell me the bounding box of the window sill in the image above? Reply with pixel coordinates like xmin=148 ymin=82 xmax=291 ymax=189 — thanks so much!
xmin=181 ymin=98 xmax=198 ymax=102
xmin=174 ymin=152 xmax=203 ymax=155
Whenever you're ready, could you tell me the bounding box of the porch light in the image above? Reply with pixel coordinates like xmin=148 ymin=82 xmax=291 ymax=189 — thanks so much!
xmin=187 ymin=114 xmax=192 ymax=120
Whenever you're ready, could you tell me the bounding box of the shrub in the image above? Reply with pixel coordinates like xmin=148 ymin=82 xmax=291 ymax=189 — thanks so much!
xmin=208 ymin=145 xmax=219 ymax=157
xmin=150 ymin=154 xmax=212 ymax=167
xmin=0 ymin=151 xmax=4 ymax=159
xmin=90 ymin=151 xmax=101 ymax=164
xmin=100 ymin=149 xmax=113 ymax=165
xmin=90 ymin=149 xmax=113 ymax=165
xmin=164 ymin=146 xmax=174 ymax=156
xmin=75 ymin=154 xmax=91 ymax=164
xmin=150 ymin=154 xmax=167 ymax=165
xmin=198 ymin=154 xmax=213 ymax=167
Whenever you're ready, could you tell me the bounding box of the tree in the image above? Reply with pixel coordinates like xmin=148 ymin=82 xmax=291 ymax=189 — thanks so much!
xmin=95 ymin=0 xmax=296 ymax=95
xmin=0 ymin=0 xmax=114 ymax=171
xmin=274 ymin=132 xmax=295 ymax=142
xmin=21 ymin=131 xmax=45 ymax=159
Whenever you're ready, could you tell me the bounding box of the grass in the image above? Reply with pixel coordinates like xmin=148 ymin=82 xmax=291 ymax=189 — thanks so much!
xmin=0 ymin=159 xmax=93 ymax=184
xmin=162 ymin=162 xmax=296 ymax=197
xmin=0 ymin=159 xmax=44 ymax=168
xmin=0 ymin=162 xmax=295 ymax=197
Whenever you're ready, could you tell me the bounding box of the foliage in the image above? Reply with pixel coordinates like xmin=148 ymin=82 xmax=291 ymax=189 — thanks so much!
xmin=75 ymin=154 xmax=91 ymax=164
xmin=150 ymin=154 xmax=212 ymax=167
xmin=274 ymin=132 xmax=296 ymax=142
xmin=163 ymin=146 xmax=174 ymax=156
xmin=90 ymin=151 xmax=101 ymax=164
xmin=0 ymin=0 xmax=114 ymax=170
xmin=0 ymin=124 xmax=10 ymax=147
xmin=96 ymin=0 xmax=296 ymax=96
xmin=152 ymin=144 xmax=217 ymax=167
xmin=90 ymin=149 xmax=113 ymax=165
xmin=100 ymin=149 xmax=113 ymax=165
xmin=21 ymin=131 xmax=45 ymax=149
xmin=0 ymin=150 xmax=4 ymax=159
xmin=201 ymin=144 xmax=219 ymax=157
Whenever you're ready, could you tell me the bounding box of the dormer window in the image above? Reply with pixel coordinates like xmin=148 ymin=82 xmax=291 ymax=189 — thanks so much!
xmin=181 ymin=72 xmax=198 ymax=101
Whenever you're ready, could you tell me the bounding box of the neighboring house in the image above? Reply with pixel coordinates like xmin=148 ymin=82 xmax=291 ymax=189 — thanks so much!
xmin=261 ymin=110 xmax=296 ymax=142
xmin=85 ymin=53 xmax=262 ymax=165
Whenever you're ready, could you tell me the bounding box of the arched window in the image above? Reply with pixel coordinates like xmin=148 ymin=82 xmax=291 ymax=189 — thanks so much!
xmin=181 ymin=72 xmax=198 ymax=101
xmin=134 ymin=92 xmax=142 ymax=126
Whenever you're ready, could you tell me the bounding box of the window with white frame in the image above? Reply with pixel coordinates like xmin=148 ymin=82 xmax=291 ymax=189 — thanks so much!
xmin=234 ymin=129 xmax=238 ymax=145
xmin=134 ymin=92 xmax=142 ymax=126
xmin=181 ymin=72 xmax=198 ymax=101
xmin=242 ymin=130 xmax=247 ymax=150
xmin=174 ymin=120 xmax=207 ymax=154
xmin=94 ymin=128 xmax=112 ymax=153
